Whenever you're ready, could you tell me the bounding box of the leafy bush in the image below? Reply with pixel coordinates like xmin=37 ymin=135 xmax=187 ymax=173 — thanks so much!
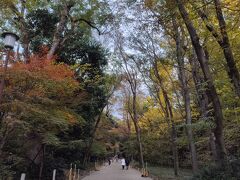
xmin=192 ymin=160 xmax=240 ymax=180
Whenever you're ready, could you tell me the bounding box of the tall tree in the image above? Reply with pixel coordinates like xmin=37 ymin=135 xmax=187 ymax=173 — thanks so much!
xmin=116 ymin=35 xmax=145 ymax=169
xmin=175 ymin=0 xmax=227 ymax=167
xmin=123 ymin=59 xmax=145 ymax=170
xmin=191 ymin=0 xmax=240 ymax=97
xmin=172 ymin=18 xmax=198 ymax=172
xmin=126 ymin=25 xmax=180 ymax=175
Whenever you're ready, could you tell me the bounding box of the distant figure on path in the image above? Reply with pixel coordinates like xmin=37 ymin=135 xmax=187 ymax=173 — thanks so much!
xmin=125 ymin=158 xmax=130 ymax=170
xmin=121 ymin=158 xmax=126 ymax=170
xmin=108 ymin=158 xmax=111 ymax=165
xmin=114 ymin=155 xmax=118 ymax=162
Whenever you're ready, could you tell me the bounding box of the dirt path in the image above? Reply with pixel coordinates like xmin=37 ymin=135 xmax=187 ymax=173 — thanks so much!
xmin=82 ymin=161 xmax=152 ymax=180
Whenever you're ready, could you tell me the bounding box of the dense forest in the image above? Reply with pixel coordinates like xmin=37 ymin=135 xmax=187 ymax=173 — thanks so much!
xmin=0 ymin=0 xmax=240 ymax=179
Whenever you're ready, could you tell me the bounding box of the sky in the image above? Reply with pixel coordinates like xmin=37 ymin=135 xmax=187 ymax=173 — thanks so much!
xmin=93 ymin=0 xmax=155 ymax=120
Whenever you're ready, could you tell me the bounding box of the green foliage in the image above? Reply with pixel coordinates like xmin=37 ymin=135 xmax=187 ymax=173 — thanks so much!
xmin=0 ymin=58 xmax=85 ymax=178
xmin=91 ymin=141 xmax=107 ymax=157
xmin=0 ymin=0 xmax=113 ymax=178
xmin=147 ymin=165 xmax=192 ymax=180
xmin=26 ymin=9 xmax=59 ymax=53
xmin=192 ymin=160 xmax=240 ymax=180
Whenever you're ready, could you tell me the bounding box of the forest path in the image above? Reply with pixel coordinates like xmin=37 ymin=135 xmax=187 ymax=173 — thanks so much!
xmin=82 ymin=161 xmax=152 ymax=180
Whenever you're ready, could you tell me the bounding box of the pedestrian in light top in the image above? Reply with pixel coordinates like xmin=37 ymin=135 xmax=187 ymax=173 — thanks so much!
xmin=121 ymin=158 xmax=126 ymax=170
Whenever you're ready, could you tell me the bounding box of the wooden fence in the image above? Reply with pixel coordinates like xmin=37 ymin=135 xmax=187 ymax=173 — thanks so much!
xmin=19 ymin=161 xmax=104 ymax=180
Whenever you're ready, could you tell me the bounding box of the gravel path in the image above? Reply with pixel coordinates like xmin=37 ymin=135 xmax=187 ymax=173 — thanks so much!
xmin=82 ymin=161 xmax=152 ymax=180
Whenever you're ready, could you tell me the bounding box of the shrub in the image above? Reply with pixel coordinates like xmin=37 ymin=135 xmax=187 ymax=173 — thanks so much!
xmin=192 ymin=159 xmax=240 ymax=180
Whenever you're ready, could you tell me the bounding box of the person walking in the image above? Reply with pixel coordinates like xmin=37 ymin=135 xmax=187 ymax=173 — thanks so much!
xmin=108 ymin=158 xmax=111 ymax=165
xmin=121 ymin=157 xmax=126 ymax=170
xmin=125 ymin=158 xmax=130 ymax=170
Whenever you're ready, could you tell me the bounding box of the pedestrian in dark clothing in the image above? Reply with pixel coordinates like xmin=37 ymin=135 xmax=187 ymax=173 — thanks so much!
xmin=125 ymin=158 xmax=130 ymax=170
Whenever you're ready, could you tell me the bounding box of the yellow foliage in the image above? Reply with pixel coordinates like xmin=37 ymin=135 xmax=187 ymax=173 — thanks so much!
xmin=139 ymin=107 xmax=168 ymax=136
xmin=144 ymin=0 xmax=157 ymax=9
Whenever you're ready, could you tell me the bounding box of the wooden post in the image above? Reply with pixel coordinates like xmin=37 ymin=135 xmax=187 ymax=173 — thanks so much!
xmin=69 ymin=163 xmax=72 ymax=180
xmin=73 ymin=164 xmax=76 ymax=180
xmin=20 ymin=173 xmax=26 ymax=180
xmin=145 ymin=162 xmax=148 ymax=176
xmin=52 ymin=169 xmax=56 ymax=180
xmin=77 ymin=169 xmax=80 ymax=180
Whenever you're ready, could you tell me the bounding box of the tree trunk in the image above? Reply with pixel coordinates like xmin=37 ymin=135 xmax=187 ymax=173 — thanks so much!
xmin=132 ymin=92 xmax=144 ymax=169
xmin=83 ymin=107 xmax=104 ymax=166
xmin=125 ymin=92 xmax=132 ymax=136
xmin=166 ymin=95 xmax=179 ymax=176
xmin=169 ymin=118 xmax=179 ymax=176
xmin=121 ymin=50 xmax=145 ymax=170
xmin=136 ymin=124 xmax=144 ymax=170
xmin=194 ymin=1 xmax=240 ymax=97
xmin=152 ymin=60 xmax=179 ymax=176
xmin=22 ymin=37 xmax=30 ymax=63
xmin=19 ymin=0 xmax=30 ymax=63
xmin=213 ymin=0 xmax=240 ymax=97
xmin=47 ymin=4 xmax=73 ymax=60
xmin=38 ymin=145 xmax=45 ymax=180
xmin=173 ymin=19 xmax=198 ymax=172
xmin=209 ymin=132 xmax=218 ymax=162
xmin=126 ymin=112 xmax=131 ymax=136
xmin=176 ymin=0 xmax=227 ymax=167
xmin=83 ymin=139 xmax=93 ymax=167
xmin=189 ymin=52 xmax=219 ymax=162
xmin=0 ymin=50 xmax=10 ymax=104
xmin=189 ymin=54 xmax=209 ymax=118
